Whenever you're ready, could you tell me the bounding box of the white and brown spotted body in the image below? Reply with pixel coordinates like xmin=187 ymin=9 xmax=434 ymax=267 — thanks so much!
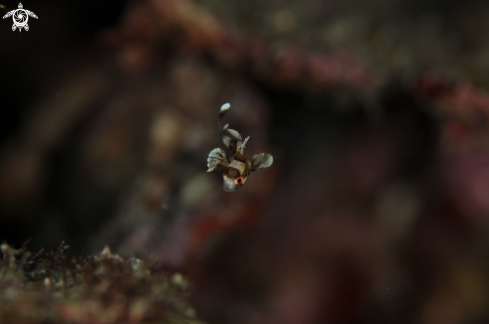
xmin=207 ymin=103 xmax=273 ymax=192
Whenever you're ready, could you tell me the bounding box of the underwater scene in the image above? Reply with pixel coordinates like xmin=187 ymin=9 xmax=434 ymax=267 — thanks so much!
xmin=2 ymin=0 xmax=489 ymax=323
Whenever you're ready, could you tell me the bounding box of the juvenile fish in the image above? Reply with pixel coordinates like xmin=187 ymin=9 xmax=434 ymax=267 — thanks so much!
xmin=207 ymin=103 xmax=273 ymax=192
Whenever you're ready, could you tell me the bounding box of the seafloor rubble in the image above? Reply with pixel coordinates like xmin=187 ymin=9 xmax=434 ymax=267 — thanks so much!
xmin=0 ymin=242 xmax=203 ymax=323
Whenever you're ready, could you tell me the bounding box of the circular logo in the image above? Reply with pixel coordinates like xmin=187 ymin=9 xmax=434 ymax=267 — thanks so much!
xmin=13 ymin=9 xmax=28 ymax=28
xmin=2 ymin=3 xmax=38 ymax=32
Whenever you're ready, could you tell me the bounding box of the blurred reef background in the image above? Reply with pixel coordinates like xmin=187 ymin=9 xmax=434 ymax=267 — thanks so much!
xmin=2 ymin=0 xmax=489 ymax=323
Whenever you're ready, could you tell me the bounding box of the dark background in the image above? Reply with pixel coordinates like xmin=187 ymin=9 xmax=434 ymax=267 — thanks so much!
xmin=0 ymin=0 xmax=128 ymax=248
xmin=0 ymin=0 xmax=126 ymax=142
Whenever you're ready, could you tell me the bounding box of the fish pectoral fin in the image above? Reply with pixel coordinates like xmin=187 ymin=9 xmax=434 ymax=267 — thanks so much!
xmin=207 ymin=148 xmax=229 ymax=172
xmin=251 ymin=153 xmax=273 ymax=171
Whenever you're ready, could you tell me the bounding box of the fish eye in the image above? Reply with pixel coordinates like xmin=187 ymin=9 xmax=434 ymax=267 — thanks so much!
xmin=236 ymin=177 xmax=243 ymax=184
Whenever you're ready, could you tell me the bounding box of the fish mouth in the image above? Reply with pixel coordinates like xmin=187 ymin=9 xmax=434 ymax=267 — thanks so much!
xmin=223 ymin=185 xmax=237 ymax=192
xmin=223 ymin=176 xmax=238 ymax=192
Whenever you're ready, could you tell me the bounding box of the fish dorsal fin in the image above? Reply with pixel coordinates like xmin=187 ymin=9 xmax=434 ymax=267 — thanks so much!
xmin=221 ymin=129 xmax=242 ymax=154
xmin=226 ymin=129 xmax=242 ymax=141
xmin=240 ymin=136 xmax=250 ymax=149
xmin=233 ymin=136 xmax=250 ymax=161
xmin=217 ymin=103 xmax=247 ymax=155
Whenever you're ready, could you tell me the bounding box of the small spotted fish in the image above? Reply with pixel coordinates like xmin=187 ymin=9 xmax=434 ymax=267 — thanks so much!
xmin=0 ymin=4 xmax=7 ymax=13
xmin=207 ymin=103 xmax=273 ymax=192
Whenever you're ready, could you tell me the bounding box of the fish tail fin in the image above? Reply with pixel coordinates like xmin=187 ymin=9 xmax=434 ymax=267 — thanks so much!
xmin=216 ymin=103 xmax=243 ymax=154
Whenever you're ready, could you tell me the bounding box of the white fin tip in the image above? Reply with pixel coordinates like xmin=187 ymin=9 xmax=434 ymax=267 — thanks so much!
xmin=220 ymin=103 xmax=231 ymax=112
xmin=242 ymin=136 xmax=250 ymax=147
